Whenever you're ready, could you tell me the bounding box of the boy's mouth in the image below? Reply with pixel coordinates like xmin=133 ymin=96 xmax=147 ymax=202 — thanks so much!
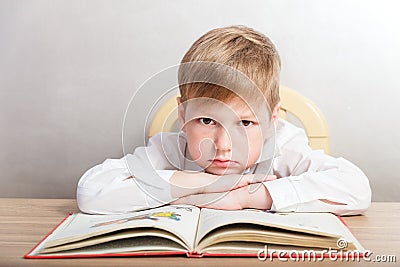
xmin=209 ymin=159 xmax=238 ymax=168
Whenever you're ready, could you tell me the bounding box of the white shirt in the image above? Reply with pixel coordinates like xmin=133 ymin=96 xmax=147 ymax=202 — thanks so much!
xmin=77 ymin=119 xmax=371 ymax=216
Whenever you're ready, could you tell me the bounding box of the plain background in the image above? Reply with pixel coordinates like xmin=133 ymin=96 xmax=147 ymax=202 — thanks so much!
xmin=1 ymin=0 xmax=399 ymax=201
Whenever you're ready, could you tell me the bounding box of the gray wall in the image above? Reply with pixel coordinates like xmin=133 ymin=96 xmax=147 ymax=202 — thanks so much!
xmin=1 ymin=0 xmax=399 ymax=201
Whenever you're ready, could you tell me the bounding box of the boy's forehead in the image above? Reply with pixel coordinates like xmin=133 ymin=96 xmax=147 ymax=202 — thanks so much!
xmin=183 ymin=97 xmax=268 ymax=120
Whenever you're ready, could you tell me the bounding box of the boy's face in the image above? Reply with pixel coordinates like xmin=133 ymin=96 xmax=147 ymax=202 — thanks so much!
xmin=178 ymin=96 xmax=273 ymax=175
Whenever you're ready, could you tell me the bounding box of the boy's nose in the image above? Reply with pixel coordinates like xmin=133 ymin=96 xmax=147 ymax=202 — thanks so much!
xmin=214 ymin=127 xmax=232 ymax=152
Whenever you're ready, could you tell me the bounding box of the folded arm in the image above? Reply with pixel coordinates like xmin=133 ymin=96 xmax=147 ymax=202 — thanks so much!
xmin=76 ymin=133 xmax=274 ymax=214
xmin=173 ymin=124 xmax=372 ymax=215
xmin=264 ymin=124 xmax=372 ymax=216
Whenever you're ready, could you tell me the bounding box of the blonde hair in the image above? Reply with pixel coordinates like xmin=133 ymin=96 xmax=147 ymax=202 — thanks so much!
xmin=178 ymin=25 xmax=281 ymax=109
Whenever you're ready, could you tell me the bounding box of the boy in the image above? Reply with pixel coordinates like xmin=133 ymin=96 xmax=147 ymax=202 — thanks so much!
xmin=77 ymin=25 xmax=371 ymax=215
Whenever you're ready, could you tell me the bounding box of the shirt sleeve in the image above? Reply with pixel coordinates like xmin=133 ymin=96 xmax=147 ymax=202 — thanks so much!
xmin=76 ymin=133 xmax=179 ymax=214
xmin=264 ymin=122 xmax=371 ymax=216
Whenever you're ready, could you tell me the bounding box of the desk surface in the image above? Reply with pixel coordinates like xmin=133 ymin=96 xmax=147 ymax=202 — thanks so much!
xmin=1 ymin=199 xmax=399 ymax=266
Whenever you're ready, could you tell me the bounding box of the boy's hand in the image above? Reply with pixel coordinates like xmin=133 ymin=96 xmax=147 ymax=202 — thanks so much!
xmin=169 ymin=171 xmax=276 ymax=198
xmin=171 ymin=186 xmax=246 ymax=210
xmin=171 ymin=182 xmax=273 ymax=210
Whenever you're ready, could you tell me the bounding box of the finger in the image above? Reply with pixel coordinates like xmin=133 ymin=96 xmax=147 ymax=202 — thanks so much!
xmin=202 ymin=174 xmax=245 ymax=193
xmin=172 ymin=192 xmax=226 ymax=207
xmin=170 ymin=195 xmax=196 ymax=206
xmin=170 ymin=199 xmax=181 ymax=205
xmin=250 ymin=174 xmax=276 ymax=183
xmin=264 ymin=175 xmax=277 ymax=181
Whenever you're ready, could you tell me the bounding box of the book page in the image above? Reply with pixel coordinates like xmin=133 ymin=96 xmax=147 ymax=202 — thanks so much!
xmin=37 ymin=205 xmax=200 ymax=254
xmin=37 ymin=236 xmax=188 ymax=256
xmin=196 ymin=209 xmax=363 ymax=251
xmin=40 ymin=228 xmax=189 ymax=254
xmin=201 ymin=242 xmax=335 ymax=255
xmin=196 ymin=223 xmax=343 ymax=252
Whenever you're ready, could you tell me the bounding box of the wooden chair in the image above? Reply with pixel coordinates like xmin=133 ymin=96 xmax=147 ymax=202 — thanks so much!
xmin=148 ymin=85 xmax=330 ymax=154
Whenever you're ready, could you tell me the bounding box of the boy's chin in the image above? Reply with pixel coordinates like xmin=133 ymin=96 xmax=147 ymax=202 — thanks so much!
xmin=204 ymin=167 xmax=244 ymax=176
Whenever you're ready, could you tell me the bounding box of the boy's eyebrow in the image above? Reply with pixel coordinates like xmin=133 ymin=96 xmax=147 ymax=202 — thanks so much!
xmin=240 ymin=115 xmax=257 ymax=120
xmin=190 ymin=105 xmax=259 ymax=120
xmin=238 ymin=111 xmax=257 ymax=120
xmin=195 ymin=112 xmax=258 ymax=121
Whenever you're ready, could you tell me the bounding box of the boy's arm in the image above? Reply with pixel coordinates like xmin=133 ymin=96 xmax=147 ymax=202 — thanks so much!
xmin=173 ymin=122 xmax=372 ymax=215
xmin=169 ymin=171 xmax=276 ymax=198
xmin=171 ymin=153 xmax=371 ymax=214
xmin=76 ymin=133 xmax=180 ymax=214
xmin=77 ymin=162 xmax=273 ymax=214
xmin=171 ymin=182 xmax=274 ymax=210
xmin=77 ymin=132 xmax=273 ymax=214
xmin=264 ymin=121 xmax=372 ymax=216
xmin=76 ymin=157 xmax=156 ymax=214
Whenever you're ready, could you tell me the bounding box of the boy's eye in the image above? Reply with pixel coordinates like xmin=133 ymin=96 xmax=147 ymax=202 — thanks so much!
xmin=199 ymin=118 xmax=216 ymax=125
xmin=239 ymin=120 xmax=254 ymax=127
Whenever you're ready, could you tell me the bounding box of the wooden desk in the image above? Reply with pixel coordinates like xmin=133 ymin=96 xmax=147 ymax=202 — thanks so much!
xmin=0 ymin=199 xmax=399 ymax=266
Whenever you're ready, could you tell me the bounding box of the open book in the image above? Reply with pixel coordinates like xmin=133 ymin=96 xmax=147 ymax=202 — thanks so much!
xmin=25 ymin=205 xmax=365 ymax=258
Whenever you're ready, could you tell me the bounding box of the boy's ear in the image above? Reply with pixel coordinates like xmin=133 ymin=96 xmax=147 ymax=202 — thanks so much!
xmin=177 ymin=97 xmax=186 ymax=132
xmin=272 ymin=102 xmax=281 ymax=124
